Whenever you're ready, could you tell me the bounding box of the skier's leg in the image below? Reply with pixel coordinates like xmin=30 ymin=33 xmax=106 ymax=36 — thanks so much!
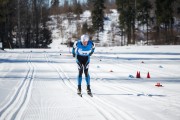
xmin=84 ymin=61 xmax=90 ymax=85
xmin=77 ymin=62 xmax=83 ymax=93
xmin=77 ymin=62 xmax=83 ymax=85
xmin=84 ymin=62 xmax=91 ymax=93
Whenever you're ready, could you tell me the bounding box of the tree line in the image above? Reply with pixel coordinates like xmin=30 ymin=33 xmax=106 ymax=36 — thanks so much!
xmin=0 ymin=0 xmax=180 ymax=49
xmin=52 ymin=0 xmax=180 ymax=46
xmin=116 ymin=0 xmax=180 ymax=45
xmin=0 ymin=0 xmax=52 ymax=49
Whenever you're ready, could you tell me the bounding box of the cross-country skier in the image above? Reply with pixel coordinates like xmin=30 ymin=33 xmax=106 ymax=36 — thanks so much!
xmin=72 ymin=34 xmax=95 ymax=95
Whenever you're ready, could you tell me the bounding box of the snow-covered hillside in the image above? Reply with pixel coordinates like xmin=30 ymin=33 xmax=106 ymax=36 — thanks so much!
xmin=0 ymin=45 xmax=180 ymax=120
xmin=48 ymin=9 xmax=120 ymax=49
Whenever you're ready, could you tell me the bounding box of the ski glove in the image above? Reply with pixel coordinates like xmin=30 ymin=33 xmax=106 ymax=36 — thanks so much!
xmin=89 ymin=48 xmax=95 ymax=56
xmin=89 ymin=52 xmax=93 ymax=56
xmin=73 ymin=54 xmax=75 ymax=57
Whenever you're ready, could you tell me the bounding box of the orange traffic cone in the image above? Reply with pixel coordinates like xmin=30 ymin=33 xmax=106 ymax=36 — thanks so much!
xmin=136 ymin=71 xmax=139 ymax=78
xmin=147 ymin=72 xmax=150 ymax=78
xmin=136 ymin=71 xmax=141 ymax=78
xmin=138 ymin=71 xmax=141 ymax=78
xmin=155 ymin=83 xmax=163 ymax=87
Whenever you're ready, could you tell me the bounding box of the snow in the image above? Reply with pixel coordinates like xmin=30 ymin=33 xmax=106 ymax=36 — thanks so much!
xmin=1 ymin=9 xmax=180 ymax=120
xmin=0 ymin=45 xmax=180 ymax=120
xmin=80 ymin=10 xmax=91 ymax=18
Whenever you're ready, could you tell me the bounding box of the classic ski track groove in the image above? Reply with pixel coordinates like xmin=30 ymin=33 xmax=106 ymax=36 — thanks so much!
xmin=98 ymin=58 xmax=180 ymax=107
xmin=91 ymin=59 xmax=167 ymax=119
xmin=103 ymin=55 xmax=180 ymax=79
xmin=1 ymin=51 xmax=178 ymax=120
xmin=0 ymin=53 xmax=35 ymax=120
xmin=44 ymin=53 xmax=75 ymax=90
xmin=44 ymin=53 xmax=114 ymax=120
xmin=57 ymin=54 xmax=140 ymax=120
xmin=0 ymin=54 xmax=30 ymax=118
xmin=52 ymin=58 xmax=136 ymax=120
xmin=91 ymin=58 xmax=180 ymax=110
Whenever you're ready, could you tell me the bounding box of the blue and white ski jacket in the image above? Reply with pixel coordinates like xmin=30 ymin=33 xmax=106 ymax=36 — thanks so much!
xmin=72 ymin=40 xmax=95 ymax=56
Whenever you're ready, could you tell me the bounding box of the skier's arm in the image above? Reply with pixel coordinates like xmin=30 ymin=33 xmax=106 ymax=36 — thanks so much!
xmin=89 ymin=42 xmax=95 ymax=56
xmin=72 ymin=41 xmax=77 ymax=57
xmin=72 ymin=49 xmax=75 ymax=57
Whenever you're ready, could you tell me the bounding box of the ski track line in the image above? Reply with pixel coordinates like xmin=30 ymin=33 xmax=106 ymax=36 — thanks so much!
xmin=94 ymin=53 xmax=180 ymax=78
xmin=45 ymin=53 xmax=93 ymax=120
xmin=59 ymin=72 xmax=118 ymax=120
xmin=0 ymin=54 xmax=30 ymax=117
xmin=113 ymin=80 xmax=180 ymax=108
xmin=92 ymin=70 xmax=168 ymax=105
xmin=13 ymin=54 xmax=36 ymax=120
xmin=90 ymin=71 xmax=172 ymax=120
xmin=0 ymin=53 xmax=35 ymax=120
xmin=22 ymin=52 xmax=67 ymax=120
xmin=85 ymin=71 xmax=138 ymax=120
xmin=93 ymin=82 xmax=150 ymax=111
xmin=44 ymin=53 xmax=72 ymax=89
xmin=102 ymin=59 xmax=180 ymax=107
xmin=93 ymin=94 xmax=137 ymax=120
xmin=92 ymin=60 xmax=176 ymax=114
xmin=91 ymin=65 xmax=180 ymax=110
xmin=0 ymin=53 xmax=16 ymax=78
xmin=0 ymin=53 xmax=16 ymax=107
xmin=110 ymin=56 xmax=180 ymax=78
xmin=55 ymin=62 xmax=135 ymax=120
xmin=93 ymin=53 xmax=179 ymax=94
xmin=91 ymin=73 xmax=139 ymax=120
xmin=45 ymin=52 xmax=84 ymax=91
xmin=106 ymin=59 xmax=171 ymax=79
xmin=0 ymin=54 xmax=30 ymax=116
xmin=120 ymin=60 xmax=180 ymax=78
xmin=45 ymin=52 xmax=180 ymax=120
xmin=45 ymin=53 xmax=119 ymax=120
xmin=83 ymin=56 xmax=138 ymax=119
xmin=83 ymin=77 xmax=136 ymax=120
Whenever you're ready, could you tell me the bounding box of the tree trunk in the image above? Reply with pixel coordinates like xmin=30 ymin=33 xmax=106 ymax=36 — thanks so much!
xmin=17 ymin=0 xmax=22 ymax=47
xmin=0 ymin=23 xmax=4 ymax=50
xmin=34 ymin=0 xmax=39 ymax=47
xmin=146 ymin=17 xmax=149 ymax=45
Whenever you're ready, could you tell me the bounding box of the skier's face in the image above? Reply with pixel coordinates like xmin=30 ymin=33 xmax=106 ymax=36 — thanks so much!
xmin=82 ymin=41 xmax=88 ymax=46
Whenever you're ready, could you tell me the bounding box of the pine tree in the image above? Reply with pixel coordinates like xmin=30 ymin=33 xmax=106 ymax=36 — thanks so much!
xmin=116 ymin=0 xmax=135 ymax=45
xmin=137 ymin=0 xmax=152 ymax=44
xmin=82 ymin=22 xmax=89 ymax=34
xmin=91 ymin=0 xmax=105 ymax=41
xmin=51 ymin=0 xmax=59 ymax=7
xmin=50 ymin=0 xmax=59 ymax=15
xmin=91 ymin=0 xmax=105 ymax=32
xmin=73 ymin=1 xmax=83 ymax=20
xmin=0 ymin=0 xmax=16 ymax=49
xmin=0 ymin=0 xmax=9 ymax=49
xmin=155 ymin=0 xmax=175 ymax=44
xmin=39 ymin=24 xmax=52 ymax=48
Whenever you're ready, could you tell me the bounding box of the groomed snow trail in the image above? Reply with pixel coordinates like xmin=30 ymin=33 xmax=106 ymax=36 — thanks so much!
xmin=0 ymin=46 xmax=180 ymax=120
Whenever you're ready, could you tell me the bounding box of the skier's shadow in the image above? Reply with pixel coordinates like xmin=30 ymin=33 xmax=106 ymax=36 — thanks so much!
xmin=94 ymin=93 xmax=166 ymax=97
xmin=94 ymin=93 xmax=134 ymax=96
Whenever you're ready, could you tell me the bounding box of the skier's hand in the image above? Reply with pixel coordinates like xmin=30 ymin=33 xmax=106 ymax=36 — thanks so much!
xmin=90 ymin=48 xmax=94 ymax=56
xmin=73 ymin=54 xmax=75 ymax=57
xmin=89 ymin=52 xmax=93 ymax=56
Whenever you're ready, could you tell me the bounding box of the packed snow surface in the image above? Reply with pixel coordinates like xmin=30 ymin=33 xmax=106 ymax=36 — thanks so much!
xmin=0 ymin=45 xmax=180 ymax=120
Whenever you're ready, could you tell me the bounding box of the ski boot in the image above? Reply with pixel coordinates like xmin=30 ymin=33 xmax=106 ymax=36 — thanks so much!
xmin=87 ymin=85 xmax=93 ymax=97
xmin=77 ymin=85 xmax=82 ymax=97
